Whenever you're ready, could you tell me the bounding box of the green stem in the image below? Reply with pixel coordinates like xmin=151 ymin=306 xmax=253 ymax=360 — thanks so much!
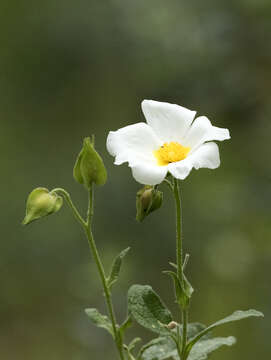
xmin=176 ymin=326 xmax=182 ymax=359
xmin=52 ymin=187 xmax=125 ymax=360
xmin=181 ymin=310 xmax=188 ymax=359
xmin=85 ymin=187 xmax=125 ymax=360
xmin=51 ymin=188 xmax=86 ymax=228
xmin=172 ymin=179 xmax=189 ymax=357
xmin=173 ymin=179 xmax=183 ymax=284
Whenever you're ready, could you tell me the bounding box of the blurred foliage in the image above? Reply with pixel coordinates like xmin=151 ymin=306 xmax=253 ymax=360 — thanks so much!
xmin=0 ymin=0 xmax=270 ymax=359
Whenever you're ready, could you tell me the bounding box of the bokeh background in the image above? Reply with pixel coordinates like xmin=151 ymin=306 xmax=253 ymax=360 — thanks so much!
xmin=1 ymin=0 xmax=270 ymax=359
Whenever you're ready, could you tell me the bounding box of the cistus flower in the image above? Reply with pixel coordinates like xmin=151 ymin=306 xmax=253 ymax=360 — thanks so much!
xmin=106 ymin=100 xmax=230 ymax=185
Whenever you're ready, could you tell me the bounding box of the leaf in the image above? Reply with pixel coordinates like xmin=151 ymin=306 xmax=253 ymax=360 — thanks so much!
xmin=107 ymin=247 xmax=130 ymax=289
xmin=182 ymin=323 xmax=209 ymax=340
xmin=119 ymin=314 xmax=133 ymax=336
xmin=139 ymin=323 xmax=207 ymax=360
xmin=186 ymin=309 xmax=264 ymax=355
xmin=140 ymin=336 xmax=176 ymax=360
xmin=128 ymin=285 xmax=172 ymax=335
xmin=127 ymin=337 xmax=142 ymax=351
xmin=164 ymin=271 xmax=193 ymax=309
xmin=85 ymin=308 xmax=113 ymax=336
xmin=187 ymin=336 xmax=236 ymax=360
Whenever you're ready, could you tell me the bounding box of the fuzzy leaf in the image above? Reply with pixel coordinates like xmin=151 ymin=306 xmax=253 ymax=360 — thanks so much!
xmin=140 ymin=336 xmax=235 ymax=360
xmin=181 ymin=323 xmax=209 ymax=340
xmin=128 ymin=285 xmax=172 ymax=335
xmin=139 ymin=323 xmax=207 ymax=360
xmin=164 ymin=271 xmax=193 ymax=309
xmin=186 ymin=309 xmax=263 ymax=355
xmin=107 ymin=247 xmax=130 ymax=289
xmin=119 ymin=315 xmax=133 ymax=336
xmin=85 ymin=308 xmax=113 ymax=336
xmin=187 ymin=336 xmax=236 ymax=360
xmin=140 ymin=336 xmax=176 ymax=360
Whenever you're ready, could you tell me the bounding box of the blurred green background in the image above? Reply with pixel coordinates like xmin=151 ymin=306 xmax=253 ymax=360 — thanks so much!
xmin=1 ymin=0 xmax=270 ymax=359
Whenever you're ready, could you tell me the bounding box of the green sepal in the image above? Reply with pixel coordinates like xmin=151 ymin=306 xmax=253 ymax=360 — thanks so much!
xmin=127 ymin=284 xmax=172 ymax=335
xmin=107 ymin=247 xmax=130 ymax=289
xmin=22 ymin=187 xmax=63 ymax=225
xmin=136 ymin=186 xmax=163 ymax=222
xmin=85 ymin=308 xmax=113 ymax=336
xmin=163 ymin=271 xmax=193 ymax=310
xmin=73 ymin=137 xmax=107 ymax=188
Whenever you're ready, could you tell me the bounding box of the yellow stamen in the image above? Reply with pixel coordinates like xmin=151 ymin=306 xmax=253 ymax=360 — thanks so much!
xmin=153 ymin=142 xmax=190 ymax=166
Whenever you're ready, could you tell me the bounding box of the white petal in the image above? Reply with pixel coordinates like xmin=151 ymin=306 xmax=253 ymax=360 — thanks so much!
xmin=189 ymin=142 xmax=220 ymax=169
xmin=106 ymin=123 xmax=161 ymax=166
xmin=141 ymin=100 xmax=196 ymax=142
xmin=183 ymin=116 xmax=230 ymax=150
xmin=168 ymin=142 xmax=220 ymax=180
xmin=168 ymin=159 xmax=193 ymax=180
xmin=131 ymin=162 xmax=168 ymax=185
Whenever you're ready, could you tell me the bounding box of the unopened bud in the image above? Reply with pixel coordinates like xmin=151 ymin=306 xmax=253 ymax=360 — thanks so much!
xmin=73 ymin=137 xmax=107 ymax=189
xmin=167 ymin=321 xmax=178 ymax=330
xmin=136 ymin=185 xmax=163 ymax=222
xmin=22 ymin=188 xmax=63 ymax=225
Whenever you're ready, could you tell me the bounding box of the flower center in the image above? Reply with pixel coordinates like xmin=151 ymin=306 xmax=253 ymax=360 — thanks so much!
xmin=153 ymin=142 xmax=190 ymax=166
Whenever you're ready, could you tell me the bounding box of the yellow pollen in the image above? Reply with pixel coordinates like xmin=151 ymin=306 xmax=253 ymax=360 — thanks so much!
xmin=153 ymin=142 xmax=190 ymax=166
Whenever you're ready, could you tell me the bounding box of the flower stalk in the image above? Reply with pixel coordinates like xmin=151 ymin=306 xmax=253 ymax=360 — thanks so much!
xmin=172 ymin=178 xmax=189 ymax=358
xmin=51 ymin=186 xmax=125 ymax=360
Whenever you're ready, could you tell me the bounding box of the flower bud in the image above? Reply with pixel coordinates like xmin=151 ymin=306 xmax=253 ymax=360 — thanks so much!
xmin=73 ymin=137 xmax=107 ymax=189
xmin=136 ymin=185 xmax=163 ymax=222
xmin=22 ymin=188 xmax=63 ymax=225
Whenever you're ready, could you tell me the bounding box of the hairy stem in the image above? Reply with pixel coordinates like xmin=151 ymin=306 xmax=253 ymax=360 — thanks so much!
xmin=173 ymin=179 xmax=183 ymax=283
xmin=52 ymin=187 xmax=125 ymax=360
xmin=172 ymin=179 xmax=189 ymax=357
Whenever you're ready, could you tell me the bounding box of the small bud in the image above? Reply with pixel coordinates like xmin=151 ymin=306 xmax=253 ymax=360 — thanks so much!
xmin=73 ymin=137 xmax=107 ymax=189
xmin=167 ymin=321 xmax=178 ymax=330
xmin=136 ymin=185 xmax=163 ymax=222
xmin=22 ymin=188 xmax=63 ymax=225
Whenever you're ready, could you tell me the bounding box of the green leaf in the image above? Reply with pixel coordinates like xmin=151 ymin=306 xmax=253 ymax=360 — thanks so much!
xmin=107 ymin=247 xmax=130 ymax=289
xmin=128 ymin=285 xmax=172 ymax=335
xmin=85 ymin=308 xmax=113 ymax=336
xmin=127 ymin=337 xmax=142 ymax=352
xmin=164 ymin=271 xmax=193 ymax=309
xmin=186 ymin=309 xmax=263 ymax=355
xmin=119 ymin=314 xmax=133 ymax=336
xmin=182 ymin=323 xmax=209 ymax=340
xmin=187 ymin=336 xmax=236 ymax=360
xmin=140 ymin=336 xmax=176 ymax=360
xmin=139 ymin=323 xmax=208 ymax=360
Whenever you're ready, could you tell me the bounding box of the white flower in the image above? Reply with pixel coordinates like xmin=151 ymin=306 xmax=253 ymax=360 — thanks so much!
xmin=106 ymin=100 xmax=230 ymax=185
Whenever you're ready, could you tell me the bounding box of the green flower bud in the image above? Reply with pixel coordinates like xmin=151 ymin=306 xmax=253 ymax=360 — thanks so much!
xmin=136 ymin=185 xmax=163 ymax=222
xmin=22 ymin=187 xmax=63 ymax=225
xmin=73 ymin=137 xmax=107 ymax=188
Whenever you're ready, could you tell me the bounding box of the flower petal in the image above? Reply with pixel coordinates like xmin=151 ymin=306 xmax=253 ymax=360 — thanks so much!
xmin=106 ymin=123 xmax=161 ymax=166
xmin=168 ymin=159 xmax=193 ymax=180
xmin=141 ymin=100 xmax=196 ymax=142
xmin=131 ymin=162 xmax=168 ymax=185
xmin=168 ymin=142 xmax=220 ymax=180
xmin=183 ymin=116 xmax=230 ymax=150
